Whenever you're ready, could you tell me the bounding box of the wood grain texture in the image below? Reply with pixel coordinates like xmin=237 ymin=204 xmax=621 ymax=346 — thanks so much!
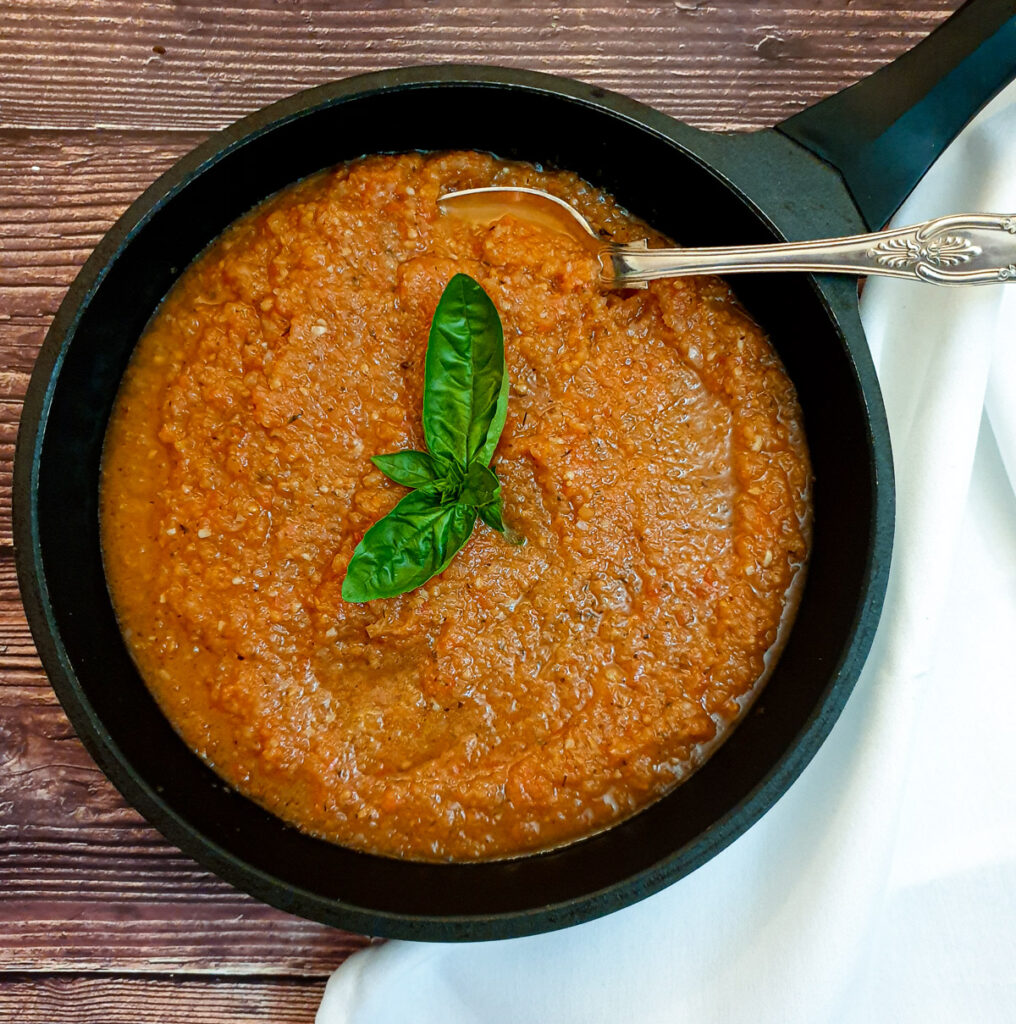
xmin=0 ymin=1 xmax=960 ymax=133
xmin=1 ymin=896 xmax=373 ymax=974
xmin=0 ymin=976 xmax=328 ymax=1022
xmin=0 ymin=131 xmax=206 ymax=325
xmin=0 ymin=0 xmax=964 ymax=1004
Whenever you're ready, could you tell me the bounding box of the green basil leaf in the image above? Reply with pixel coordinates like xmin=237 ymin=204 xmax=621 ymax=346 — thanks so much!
xmin=477 ymin=500 xmax=506 ymax=533
xmin=341 ymin=274 xmax=518 ymax=604
xmin=478 ymin=371 xmax=509 ymax=466
xmin=342 ymin=489 xmax=477 ymax=602
xmin=372 ymin=450 xmax=450 ymax=489
xmin=457 ymin=462 xmax=500 ymax=508
xmin=479 ymin=500 xmax=525 ymax=545
xmin=422 ymin=274 xmax=506 ymax=467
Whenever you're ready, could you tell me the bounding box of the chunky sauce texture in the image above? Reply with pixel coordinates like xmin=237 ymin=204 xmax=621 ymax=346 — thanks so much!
xmin=101 ymin=152 xmax=811 ymax=861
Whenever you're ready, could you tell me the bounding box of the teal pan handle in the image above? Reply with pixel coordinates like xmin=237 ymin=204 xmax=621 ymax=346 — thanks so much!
xmin=777 ymin=0 xmax=1016 ymax=230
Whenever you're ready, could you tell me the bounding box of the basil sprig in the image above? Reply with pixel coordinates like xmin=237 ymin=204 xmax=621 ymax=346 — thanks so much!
xmin=342 ymin=274 xmax=519 ymax=603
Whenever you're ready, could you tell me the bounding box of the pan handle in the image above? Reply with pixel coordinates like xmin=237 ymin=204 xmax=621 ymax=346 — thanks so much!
xmin=776 ymin=0 xmax=1016 ymax=230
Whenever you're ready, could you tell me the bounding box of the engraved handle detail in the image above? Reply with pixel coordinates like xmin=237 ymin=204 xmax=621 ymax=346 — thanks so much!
xmin=606 ymin=213 xmax=1016 ymax=287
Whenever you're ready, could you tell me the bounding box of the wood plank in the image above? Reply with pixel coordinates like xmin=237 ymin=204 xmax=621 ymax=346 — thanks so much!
xmin=0 ymin=130 xmax=207 ymax=324
xmin=0 ymin=674 xmax=163 ymax=832
xmin=0 ymin=1 xmax=960 ymax=133
xmin=1 ymin=901 xmax=372 ymax=974
xmin=0 ymin=976 xmax=333 ymax=1022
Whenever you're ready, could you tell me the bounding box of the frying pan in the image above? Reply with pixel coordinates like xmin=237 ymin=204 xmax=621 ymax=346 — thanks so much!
xmin=13 ymin=0 xmax=1016 ymax=940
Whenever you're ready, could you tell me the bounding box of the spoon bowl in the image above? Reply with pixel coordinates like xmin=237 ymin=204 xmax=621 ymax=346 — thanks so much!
xmin=438 ymin=186 xmax=607 ymax=253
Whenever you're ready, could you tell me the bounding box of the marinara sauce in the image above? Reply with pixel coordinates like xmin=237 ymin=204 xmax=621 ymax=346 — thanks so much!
xmin=101 ymin=152 xmax=811 ymax=861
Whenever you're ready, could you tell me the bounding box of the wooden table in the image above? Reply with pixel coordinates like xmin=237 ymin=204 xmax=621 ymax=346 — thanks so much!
xmin=0 ymin=1 xmax=961 ymax=1019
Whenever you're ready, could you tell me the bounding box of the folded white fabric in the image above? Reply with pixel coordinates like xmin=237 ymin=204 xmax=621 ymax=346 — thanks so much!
xmin=317 ymin=83 xmax=1016 ymax=1024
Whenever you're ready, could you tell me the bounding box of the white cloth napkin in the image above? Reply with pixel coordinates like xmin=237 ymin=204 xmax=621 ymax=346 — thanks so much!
xmin=317 ymin=84 xmax=1016 ymax=1024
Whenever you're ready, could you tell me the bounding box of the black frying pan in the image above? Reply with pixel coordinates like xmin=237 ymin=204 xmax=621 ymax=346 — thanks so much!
xmin=13 ymin=0 xmax=1016 ymax=940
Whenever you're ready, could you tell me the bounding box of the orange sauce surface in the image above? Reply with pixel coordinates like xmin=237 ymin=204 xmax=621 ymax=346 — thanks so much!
xmin=101 ymin=152 xmax=811 ymax=861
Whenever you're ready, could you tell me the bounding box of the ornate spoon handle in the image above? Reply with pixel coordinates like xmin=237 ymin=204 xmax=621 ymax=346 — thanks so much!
xmin=607 ymin=213 xmax=1016 ymax=286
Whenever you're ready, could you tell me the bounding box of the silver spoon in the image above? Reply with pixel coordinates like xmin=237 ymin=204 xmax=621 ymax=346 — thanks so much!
xmin=439 ymin=187 xmax=1016 ymax=288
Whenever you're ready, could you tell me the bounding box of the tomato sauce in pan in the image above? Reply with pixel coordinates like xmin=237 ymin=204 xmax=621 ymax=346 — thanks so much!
xmin=101 ymin=152 xmax=811 ymax=861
